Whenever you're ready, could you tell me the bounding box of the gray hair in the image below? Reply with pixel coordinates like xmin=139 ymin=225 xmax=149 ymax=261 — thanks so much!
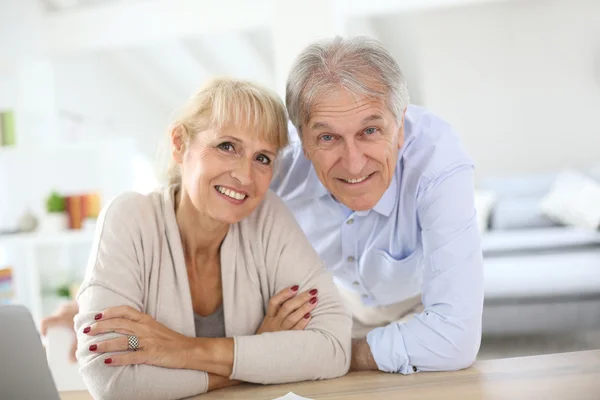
xmin=286 ymin=36 xmax=409 ymax=135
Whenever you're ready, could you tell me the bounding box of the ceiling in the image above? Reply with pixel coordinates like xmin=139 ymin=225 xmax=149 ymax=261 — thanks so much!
xmin=38 ymin=0 xmax=521 ymax=116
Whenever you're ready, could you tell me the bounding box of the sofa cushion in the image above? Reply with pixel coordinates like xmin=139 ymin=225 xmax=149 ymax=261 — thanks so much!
xmin=475 ymin=189 xmax=496 ymax=233
xmin=490 ymin=197 xmax=559 ymax=230
xmin=478 ymin=173 xmax=558 ymax=199
xmin=540 ymin=170 xmax=600 ymax=230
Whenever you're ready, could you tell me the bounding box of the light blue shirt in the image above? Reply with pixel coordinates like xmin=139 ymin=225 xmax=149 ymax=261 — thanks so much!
xmin=271 ymin=105 xmax=484 ymax=374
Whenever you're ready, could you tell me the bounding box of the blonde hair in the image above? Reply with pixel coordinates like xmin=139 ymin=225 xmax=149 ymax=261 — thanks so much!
xmin=166 ymin=78 xmax=289 ymax=185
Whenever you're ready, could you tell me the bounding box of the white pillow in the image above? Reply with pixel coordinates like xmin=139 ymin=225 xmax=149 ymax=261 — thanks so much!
xmin=474 ymin=189 xmax=496 ymax=233
xmin=540 ymin=170 xmax=600 ymax=230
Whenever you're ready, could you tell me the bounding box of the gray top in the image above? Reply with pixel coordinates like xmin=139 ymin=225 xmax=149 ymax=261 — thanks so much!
xmin=194 ymin=305 xmax=226 ymax=338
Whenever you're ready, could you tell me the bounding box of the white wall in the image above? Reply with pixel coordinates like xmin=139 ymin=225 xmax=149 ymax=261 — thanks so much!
xmin=374 ymin=14 xmax=425 ymax=106
xmin=0 ymin=0 xmax=169 ymax=231
xmin=412 ymin=0 xmax=600 ymax=179
xmin=0 ymin=0 xmax=47 ymax=62
xmin=53 ymin=53 xmax=172 ymax=160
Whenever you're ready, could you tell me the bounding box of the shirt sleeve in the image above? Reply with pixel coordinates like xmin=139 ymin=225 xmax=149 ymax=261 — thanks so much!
xmin=366 ymin=166 xmax=484 ymax=374
xmin=229 ymin=192 xmax=352 ymax=384
xmin=74 ymin=193 xmax=209 ymax=400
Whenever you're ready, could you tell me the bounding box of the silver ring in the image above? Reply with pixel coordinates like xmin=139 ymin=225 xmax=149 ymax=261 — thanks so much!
xmin=127 ymin=335 xmax=139 ymax=351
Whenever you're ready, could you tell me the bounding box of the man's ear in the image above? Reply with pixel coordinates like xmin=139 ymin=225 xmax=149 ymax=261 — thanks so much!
xmin=300 ymin=126 xmax=311 ymax=160
xmin=397 ymin=108 xmax=407 ymax=150
xmin=302 ymin=145 xmax=310 ymax=160
xmin=171 ymin=125 xmax=186 ymax=163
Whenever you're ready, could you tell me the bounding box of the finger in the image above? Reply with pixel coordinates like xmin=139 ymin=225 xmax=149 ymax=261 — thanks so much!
xmin=266 ymin=285 xmax=300 ymax=318
xmin=83 ymin=318 xmax=139 ymax=336
xmin=89 ymin=336 xmax=131 ymax=353
xmin=277 ymin=289 xmax=318 ymax=322
xmin=103 ymin=351 xmax=146 ymax=367
xmin=69 ymin=340 xmax=78 ymax=363
xmin=291 ymin=313 xmax=312 ymax=330
xmin=281 ymin=295 xmax=318 ymax=330
xmin=97 ymin=305 xmax=144 ymax=323
xmin=40 ymin=315 xmax=61 ymax=336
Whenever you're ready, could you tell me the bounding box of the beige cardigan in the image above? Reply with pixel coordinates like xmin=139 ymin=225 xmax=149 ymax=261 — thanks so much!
xmin=74 ymin=186 xmax=352 ymax=400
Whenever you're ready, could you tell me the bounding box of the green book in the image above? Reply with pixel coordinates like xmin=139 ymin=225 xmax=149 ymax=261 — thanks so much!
xmin=1 ymin=111 xmax=16 ymax=146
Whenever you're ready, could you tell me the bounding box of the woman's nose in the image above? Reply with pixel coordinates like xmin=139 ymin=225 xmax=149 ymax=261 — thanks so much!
xmin=231 ymin=158 xmax=252 ymax=185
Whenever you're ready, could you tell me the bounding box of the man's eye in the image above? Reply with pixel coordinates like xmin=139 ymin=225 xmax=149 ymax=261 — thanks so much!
xmin=364 ymin=127 xmax=378 ymax=135
xmin=320 ymin=134 xmax=334 ymax=142
xmin=256 ymin=154 xmax=271 ymax=165
xmin=218 ymin=142 xmax=235 ymax=152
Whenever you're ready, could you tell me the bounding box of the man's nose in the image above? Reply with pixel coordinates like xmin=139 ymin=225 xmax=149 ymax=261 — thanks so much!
xmin=342 ymin=141 xmax=368 ymax=176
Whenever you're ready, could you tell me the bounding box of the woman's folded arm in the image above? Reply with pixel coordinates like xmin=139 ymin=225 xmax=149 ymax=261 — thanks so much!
xmin=234 ymin=192 xmax=352 ymax=384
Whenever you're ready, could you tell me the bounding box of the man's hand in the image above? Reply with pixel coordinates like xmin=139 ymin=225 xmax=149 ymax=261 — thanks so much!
xmin=40 ymin=301 xmax=80 ymax=363
xmin=350 ymin=338 xmax=379 ymax=371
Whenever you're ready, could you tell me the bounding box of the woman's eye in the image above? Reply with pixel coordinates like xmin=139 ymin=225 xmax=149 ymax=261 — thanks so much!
xmin=256 ymin=154 xmax=271 ymax=165
xmin=364 ymin=127 xmax=378 ymax=135
xmin=218 ymin=142 xmax=235 ymax=152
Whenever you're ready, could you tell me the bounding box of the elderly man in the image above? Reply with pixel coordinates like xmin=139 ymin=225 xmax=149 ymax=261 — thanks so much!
xmin=42 ymin=36 xmax=483 ymax=375
xmin=272 ymin=36 xmax=484 ymax=374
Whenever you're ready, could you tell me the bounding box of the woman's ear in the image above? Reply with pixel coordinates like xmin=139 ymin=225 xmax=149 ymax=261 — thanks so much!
xmin=171 ymin=125 xmax=186 ymax=163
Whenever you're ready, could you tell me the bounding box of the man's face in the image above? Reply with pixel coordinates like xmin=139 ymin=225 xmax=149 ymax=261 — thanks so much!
xmin=302 ymin=88 xmax=405 ymax=211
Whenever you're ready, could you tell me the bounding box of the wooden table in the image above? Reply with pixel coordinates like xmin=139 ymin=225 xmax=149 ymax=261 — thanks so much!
xmin=60 ymin=349 xmax=600 ymax=400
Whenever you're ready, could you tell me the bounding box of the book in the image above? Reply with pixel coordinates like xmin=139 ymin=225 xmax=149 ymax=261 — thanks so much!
xmin=0 ymin=267 xmax=14 ymax=304
xmin=0 ymin=110 xmax=16 ymax=146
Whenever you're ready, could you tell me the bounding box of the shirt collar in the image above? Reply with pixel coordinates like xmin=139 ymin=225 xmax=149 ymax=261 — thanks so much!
xmin=371 ymin=172 xmax=398 ymax=217
xmin=305 ymin=162 xmax=399 ymax=218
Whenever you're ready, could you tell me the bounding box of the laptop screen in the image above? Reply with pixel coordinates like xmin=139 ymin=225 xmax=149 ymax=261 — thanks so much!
xmin=0 ymin=305 xmax=61 ymax=400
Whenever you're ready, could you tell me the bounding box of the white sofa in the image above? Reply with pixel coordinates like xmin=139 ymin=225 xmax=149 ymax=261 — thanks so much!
xmin=478 ymin=170 xmax=600 ymax=335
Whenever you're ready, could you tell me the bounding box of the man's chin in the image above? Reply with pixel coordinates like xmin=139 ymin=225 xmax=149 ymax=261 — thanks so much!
xmin=335 ymin=194 xmax=377 ymax=211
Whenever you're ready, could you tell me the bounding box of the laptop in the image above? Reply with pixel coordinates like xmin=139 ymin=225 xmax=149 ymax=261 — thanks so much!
xmin=0 ymin=304 xmax=61 ymax=400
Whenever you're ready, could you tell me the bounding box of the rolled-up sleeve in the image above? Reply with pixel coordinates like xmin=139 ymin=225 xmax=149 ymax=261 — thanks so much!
xmin=367 ymin=166 xmax=484 ymax=374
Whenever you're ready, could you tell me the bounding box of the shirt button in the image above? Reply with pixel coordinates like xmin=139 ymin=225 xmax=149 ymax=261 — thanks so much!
xmin=412 ymin=366 xmax=418 ymax=372
xmin=362 ymin=294 xmax=368 ymax=300
xmin=346 ymin=218 xmax=354 ymax=225
xmin=347 ymin=256 xmax=355 ymax=262
xmin=352 ymin=281 xmax=360 ymax=288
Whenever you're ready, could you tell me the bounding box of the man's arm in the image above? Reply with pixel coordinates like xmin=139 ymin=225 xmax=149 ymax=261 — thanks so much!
xmin=350 ymin=338 xmax=378 ymax=371
xmin=364 ymin=166 xmax=484 ymax=374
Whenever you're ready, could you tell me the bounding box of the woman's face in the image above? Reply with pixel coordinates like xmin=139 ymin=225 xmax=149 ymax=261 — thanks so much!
xmin=173 ymin=124 xmax=278 ymax=224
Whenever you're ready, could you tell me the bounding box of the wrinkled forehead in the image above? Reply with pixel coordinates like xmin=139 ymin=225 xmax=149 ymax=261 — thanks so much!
xmin=306 ymin=89 xmax=393 ymax=131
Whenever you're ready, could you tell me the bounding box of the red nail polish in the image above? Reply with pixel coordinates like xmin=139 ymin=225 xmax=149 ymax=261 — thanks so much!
xmin=94 ymin=313 xmax=102 ymax=320
xmin=304 ymin=313 xmax=311 ymax=319
xmin=309 ymin=297 xmax=317 ymax=304
xmin=89 ymin=344 xmax=97 ymax=351
xmin=291 ymin=285 xmax=299 ymax=292
xmin=83 ymin=327 xmax=91 ymax=334
xmin=309 ymin=289 xmax=318 ymax=296
xmin=104 ymin=358 xmax=112 ymax=364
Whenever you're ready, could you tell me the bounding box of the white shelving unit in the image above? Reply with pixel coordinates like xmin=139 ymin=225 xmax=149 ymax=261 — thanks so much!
xmin=0 ymin=229 xmax=96 ymax=324
xmin=0 ymin=136 xmax=138 ymax=326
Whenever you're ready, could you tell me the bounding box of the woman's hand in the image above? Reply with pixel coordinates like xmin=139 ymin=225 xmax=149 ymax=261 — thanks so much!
xmin=256 ymin=285 xmax=318 ymax=334
xmin=82 ymin=305 xmax=192 ymax=369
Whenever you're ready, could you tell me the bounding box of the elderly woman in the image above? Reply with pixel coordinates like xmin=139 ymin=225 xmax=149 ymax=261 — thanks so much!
xmin=74 ymin=78 xmax=352 ymax=399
